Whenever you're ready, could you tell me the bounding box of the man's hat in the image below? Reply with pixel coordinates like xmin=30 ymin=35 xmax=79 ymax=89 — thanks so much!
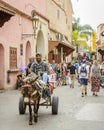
xmin=36 ymin=52 xmax=42 ymax=56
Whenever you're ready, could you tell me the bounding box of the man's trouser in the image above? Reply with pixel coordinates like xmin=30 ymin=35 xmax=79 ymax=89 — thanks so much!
xmin=70 ymin=74 xmax=76 ymax=88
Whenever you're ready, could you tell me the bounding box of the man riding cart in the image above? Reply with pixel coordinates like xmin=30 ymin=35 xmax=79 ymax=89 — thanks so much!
xmin=31 ymin=52 xmax=49 ymax=82
xmin=19 ymin=53 xmax=59 ymax=125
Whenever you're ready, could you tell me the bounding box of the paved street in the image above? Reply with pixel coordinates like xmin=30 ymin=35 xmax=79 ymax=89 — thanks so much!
xmin=0 ymin=81 xmax=104 ymax=130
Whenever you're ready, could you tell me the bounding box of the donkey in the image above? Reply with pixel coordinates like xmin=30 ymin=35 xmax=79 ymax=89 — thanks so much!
xmin=21 ymin=83 xmax=41 ymax=125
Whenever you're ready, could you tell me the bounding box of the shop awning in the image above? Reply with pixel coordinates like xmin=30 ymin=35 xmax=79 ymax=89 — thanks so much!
xmin=0 ymin=3 xmax=15 ymax=27
xmin=49 ymin=41 xmax=75 ymax=56
xmin=57 ymin=42 xmax=75 ymax=55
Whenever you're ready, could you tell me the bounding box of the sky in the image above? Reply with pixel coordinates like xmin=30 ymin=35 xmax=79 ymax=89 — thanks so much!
xmin=71 ymin=0 xmax=104 ymax=30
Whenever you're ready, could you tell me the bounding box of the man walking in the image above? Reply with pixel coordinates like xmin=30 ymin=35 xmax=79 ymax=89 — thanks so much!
xmin=67 ymin=62 xmax=76 ymax=88
xmin=78 ymin=59 xmax=90 ymax=97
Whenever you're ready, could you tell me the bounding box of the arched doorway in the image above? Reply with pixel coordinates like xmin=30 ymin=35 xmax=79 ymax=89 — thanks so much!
xmin=0 ymin=44 xmax=4 ymax=89
xmin=36 ymin=31 xmax=45 ymax=57
xmin=25 ymin=41 xmax=31 ymax=66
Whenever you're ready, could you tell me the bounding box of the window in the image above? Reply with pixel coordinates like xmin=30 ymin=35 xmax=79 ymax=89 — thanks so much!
xmin=10 ymin=47 xmax=17 ymax=69
xmin=20 ymin=44 xmax=23 ymax=55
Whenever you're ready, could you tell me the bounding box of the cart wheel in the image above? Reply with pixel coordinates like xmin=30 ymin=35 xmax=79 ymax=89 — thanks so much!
xmin=52 ymin=96 xmax=59 ymax=115
xmin=19 ymin=96 xmax=26 ymax=114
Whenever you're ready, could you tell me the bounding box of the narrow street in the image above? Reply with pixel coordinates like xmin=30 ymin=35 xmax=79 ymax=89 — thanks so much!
xmin=0 ymin=81 xmax=104 ymax=130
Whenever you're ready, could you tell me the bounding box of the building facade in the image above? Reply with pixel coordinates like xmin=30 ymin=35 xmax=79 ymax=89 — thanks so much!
xmin=0 ymin=0 xmax=74 ymax=89
xmin=0 ymin=0 xmax=49 ymax=89
xmin=47 ymin=0 xmax=74 ymax=63
xmin=96 ymin=23 xmax=104 ymax=61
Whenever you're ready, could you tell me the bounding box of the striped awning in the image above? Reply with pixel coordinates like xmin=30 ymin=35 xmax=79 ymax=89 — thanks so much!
xmin=0 ymin=3 xmax=15 ymax=16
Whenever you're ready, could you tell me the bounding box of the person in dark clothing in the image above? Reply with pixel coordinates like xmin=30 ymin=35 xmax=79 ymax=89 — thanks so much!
xmin=16 ymin=74 xmax=23 ymax=89
xmin=67 ymin=62 xmax=76 ymax=88
xmin=26 ymin=56 xmax=35 ymax=76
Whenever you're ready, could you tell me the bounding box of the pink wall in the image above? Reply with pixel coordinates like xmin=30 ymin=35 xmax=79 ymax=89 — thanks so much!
xmin=0 ymin=14 xmax=33 ymax=89
xmin=0 ymin=0 xmax=47 ymax=89
xmin=0 ymin=44 xmax=4 ymax=89
xmin=0 ymin=14 xmax=33 ymax=51
xmin=2 ymin=0 xmax=47 ymax=17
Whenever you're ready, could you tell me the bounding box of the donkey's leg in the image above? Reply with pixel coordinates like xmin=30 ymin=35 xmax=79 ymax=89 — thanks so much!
xmin=29 ymin=104 xmax=33 ymax=125
xmin=34 ymin=97 xmax=40 ymax=122
xmin=37 ymin=97 xmax=40 ymax=115
xmin=34 ymin=102 xmax=38 ymax=122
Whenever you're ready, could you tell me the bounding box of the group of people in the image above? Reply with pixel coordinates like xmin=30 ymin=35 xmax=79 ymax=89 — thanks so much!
xmin=50 ymin=60 xmax=77 ymax=88
xmin=77 ymin=59 xmax=104 ymax=97
xmin=51 ymin=58 xmax=104 ymax=98
xmin=16 ymin=52 xmax=104 ymax=98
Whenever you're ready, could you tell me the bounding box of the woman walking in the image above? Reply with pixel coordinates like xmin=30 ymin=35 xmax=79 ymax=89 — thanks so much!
xmin=90 ymin=60 xmax=101 ymax=96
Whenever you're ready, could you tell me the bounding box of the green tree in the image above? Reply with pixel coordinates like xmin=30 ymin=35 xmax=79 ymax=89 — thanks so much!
xmin=72 ymin=17 xmax=94 ymax=35
xmin=72 ymin=17 xmax=94 ymax=52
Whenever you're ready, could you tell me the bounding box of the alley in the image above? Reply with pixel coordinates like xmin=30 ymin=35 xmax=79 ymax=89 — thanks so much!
xmin=0 ymin=81 xmax=104 ymax=130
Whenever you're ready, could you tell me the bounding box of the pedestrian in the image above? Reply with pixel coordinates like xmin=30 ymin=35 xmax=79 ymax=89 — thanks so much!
xmin=19 ymin=64 xmax=26 ymax=74
xmin=71 ymin=57 xmax=75 ymax=65
xmin=51 ymin=60 xmax=57 ymax=73
xmin=61 ymin=63 xmax=67 ymax=85
xmin=74 ymin=60 xmax=79 ymax=73
xmin=78 ymin=59 xmax=90 ymax=97
xmin=100 ymin=69 xmax=104 ymax=88
xmin=48 ymin=64 xmax=57 ymax=89
xmin=16 ymin=74 xmax=23 ymax=89
xmin=100 ymin=61 xmax=104 ymax=72
xmin=77 ymin=60 xmax=81 ymax=83
xmin=26 ymin=56 xmax=35 ymax=76
xmin=56 ymin=63 xmax=61 ymax=86
xmin=86 ymin=61 xmax=91 ymax=82
xmin=67 ymin=62 xmax=76 ymax=88
xmin=90 ymin=60 xmax=101 ymax=96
